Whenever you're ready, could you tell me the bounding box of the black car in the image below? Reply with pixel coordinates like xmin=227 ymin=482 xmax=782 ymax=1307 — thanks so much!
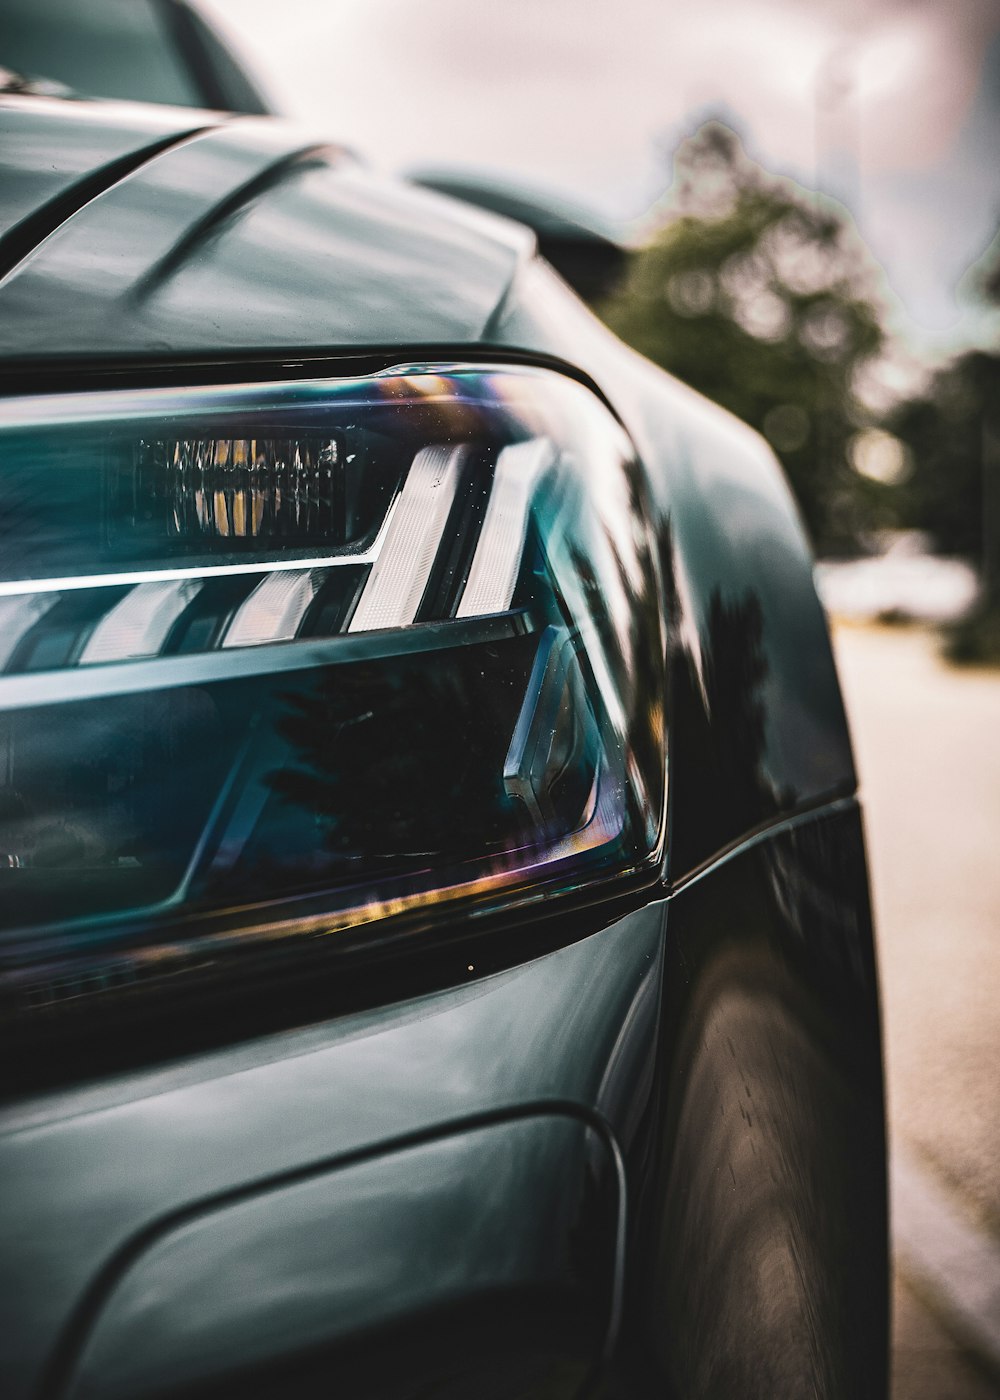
xmin=0 ymin=14 xmax=888 ymax=1400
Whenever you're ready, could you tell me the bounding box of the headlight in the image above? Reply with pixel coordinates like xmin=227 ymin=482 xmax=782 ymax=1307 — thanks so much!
xmin=0 ymin=364 xmax=665 ymax=1015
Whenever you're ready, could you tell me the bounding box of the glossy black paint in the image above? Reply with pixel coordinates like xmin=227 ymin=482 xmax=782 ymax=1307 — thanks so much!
xmin=0 ymin=901 xmax=663 ymax=1398
xmin=0 ymin=806 xmax=885 ymax=1399
xmin=0 ymin=116 xmax=531 ymax=358
xmin=0 ymin=98 xmax=886 ymax=1399
xmin=58 ymin=1113 xmax=620 ymax=1400
xmin=0 ymin=99 xmax=207 ymax=278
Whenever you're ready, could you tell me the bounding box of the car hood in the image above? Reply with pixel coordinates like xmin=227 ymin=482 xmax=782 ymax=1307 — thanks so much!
xmin=0 ymin=98 xmax=534 ymax=363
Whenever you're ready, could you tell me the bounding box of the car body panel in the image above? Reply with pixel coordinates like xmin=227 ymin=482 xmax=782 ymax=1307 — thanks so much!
xmin=0 ymin=803 xmax=885 ymax=1399
xmin=0 ymin=106 xmax=532 ymax=360
xmin=0 ymin=98 xmax=216 ymax=255
xmin=70 ymin=1115 xmax=617 ymax=1400
xmin=0 ymin=901 xmax=663 ymax=1399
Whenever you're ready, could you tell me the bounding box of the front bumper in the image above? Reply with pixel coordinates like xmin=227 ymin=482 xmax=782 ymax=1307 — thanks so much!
xmin=0 ymin=902 xmax=665 ymax=1399
xmin=0 ymin=802 xmax=888 ymax=1400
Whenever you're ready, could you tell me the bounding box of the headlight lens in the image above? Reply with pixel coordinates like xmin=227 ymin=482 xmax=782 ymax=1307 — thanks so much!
xmin=0 ymin=364 xmax=665 ymax=1011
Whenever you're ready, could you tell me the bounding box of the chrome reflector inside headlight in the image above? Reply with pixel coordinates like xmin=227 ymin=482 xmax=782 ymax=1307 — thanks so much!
xmin=0 ymin=364 xmax=666 ymax=1010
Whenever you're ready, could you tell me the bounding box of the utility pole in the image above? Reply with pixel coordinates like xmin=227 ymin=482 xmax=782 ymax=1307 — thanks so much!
xmin=813 ymin=41 xmax=862 ymax=542
xmin=814 ymin=42 xmax=861 ymax=221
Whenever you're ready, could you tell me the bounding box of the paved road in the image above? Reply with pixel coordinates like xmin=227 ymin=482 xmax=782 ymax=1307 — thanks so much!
xmin=894 ymin=1277 xmax=997 ymax=1400
xmin=831 ymin=623 xmax=1000 ymax=1397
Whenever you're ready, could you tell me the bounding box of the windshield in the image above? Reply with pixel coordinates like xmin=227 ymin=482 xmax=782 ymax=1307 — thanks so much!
xmin=2 ymin=0 xmax=203 ymax=108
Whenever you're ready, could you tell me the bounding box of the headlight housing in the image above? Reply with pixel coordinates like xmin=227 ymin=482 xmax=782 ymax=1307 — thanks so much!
xmin=0 ymin=363 xmax=666 ymax=1016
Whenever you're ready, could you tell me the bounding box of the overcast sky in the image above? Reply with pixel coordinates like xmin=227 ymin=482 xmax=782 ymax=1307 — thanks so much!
xmin=204 ymin=0 xmax=1000 ymax=354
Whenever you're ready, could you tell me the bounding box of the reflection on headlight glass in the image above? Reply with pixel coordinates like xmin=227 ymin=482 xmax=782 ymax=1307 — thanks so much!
xmin=0 ymin=366 xmax=666 ymax=1006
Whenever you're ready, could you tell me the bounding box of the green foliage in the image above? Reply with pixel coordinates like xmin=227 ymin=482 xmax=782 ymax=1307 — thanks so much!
xmin=888 ymin=234 xmax=1000 ymax=590
xmin=600 ymin=123 xmax=887 ymax=553
xmin=889 ymin=350 xmax=1000 ymax=560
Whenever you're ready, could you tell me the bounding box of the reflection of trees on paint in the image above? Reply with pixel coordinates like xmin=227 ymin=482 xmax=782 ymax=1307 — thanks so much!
xmin=620 ymin=458 xmax=669 ymax=818
xmin=702 ymin=589 xmax=772 ymax=820
xmin=257 ymin=640 xmax=536 ymax=882
xmin=660 ymin=527 xmax=795 ymax=869
xmin=0 ymin=687 xmax=229 ymax=925
xmin=565 ymin=453 xmax=667 ymax=833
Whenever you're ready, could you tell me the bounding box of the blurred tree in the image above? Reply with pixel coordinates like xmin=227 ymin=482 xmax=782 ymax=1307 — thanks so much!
xmin=889 ymin=349 xmax=1000 ymax=562
xmin=888 ymin=235 xmax=1000 ymax=659
xmin=600 ymin=122 xmax=888 ymax=553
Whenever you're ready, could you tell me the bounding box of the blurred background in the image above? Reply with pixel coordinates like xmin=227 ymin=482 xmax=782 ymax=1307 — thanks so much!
xmin=199 ymin=3 xmax=1000 ymax=1394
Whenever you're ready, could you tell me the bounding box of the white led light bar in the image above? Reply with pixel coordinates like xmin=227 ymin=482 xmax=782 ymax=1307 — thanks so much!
xmin=0 ymin=594 xmax=60 ymax=670
xmin=349 ymin=444 xmax=466 ymax=633
xmin=222 ymin=568 xmax=328 ymax=648
xmin=457 ymin=437 xmax=554 ymax=618
xmin=79 ymin=578 xmax=204 ymax=665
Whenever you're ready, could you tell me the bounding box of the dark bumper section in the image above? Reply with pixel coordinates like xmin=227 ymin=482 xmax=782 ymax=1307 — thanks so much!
xmin=66 ymin=1114 xmax=619 ymax=1400
xmin=1 ymin=803 xmax=887 ymax=1400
